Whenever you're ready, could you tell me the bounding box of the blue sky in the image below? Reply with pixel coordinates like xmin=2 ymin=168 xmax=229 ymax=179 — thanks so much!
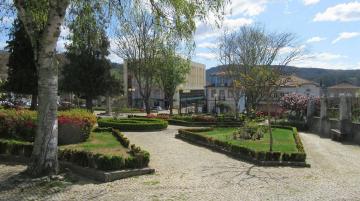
xmin=193 ymin=0 xmax=360 ymax=69
xmin=1 ymin=0 xmax=360 ymax=70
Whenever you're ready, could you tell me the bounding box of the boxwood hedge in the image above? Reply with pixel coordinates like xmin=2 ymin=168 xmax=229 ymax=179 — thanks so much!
xmin=177 ymin=126 xmax=307 ymax=165
xmin=98 ymin=118 xmax=168 ymax=131
xmin=0 ymin=128 xmax=150 ymax=171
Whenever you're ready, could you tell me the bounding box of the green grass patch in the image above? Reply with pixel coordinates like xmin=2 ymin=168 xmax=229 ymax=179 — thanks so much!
xmin=195 ymin=127 xmax=298 ymax=153
xmin=60 ymin=130 xmax=129 ymax=157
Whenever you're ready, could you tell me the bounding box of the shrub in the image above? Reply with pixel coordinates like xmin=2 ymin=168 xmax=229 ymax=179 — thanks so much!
xmin=0 ymin=109 xmax=96 ymax=142
xmin=112 ymin=129 xmax=130 ymax=148
xmin=177 ymin=128 xmax=307 ymax=164
xmin=98 ymin=118 xmax=168 ymax=131
xmin=233 ymin=120 xmax=267 ymax=140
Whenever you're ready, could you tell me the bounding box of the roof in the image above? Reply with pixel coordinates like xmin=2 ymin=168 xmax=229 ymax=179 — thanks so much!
xmin=328 ymin=82 xmax=360 ymax=89
xmin=281 ymin=75 xmax=319 ymax=87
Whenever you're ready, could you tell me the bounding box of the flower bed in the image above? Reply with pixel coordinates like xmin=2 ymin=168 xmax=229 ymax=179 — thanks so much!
xmin=176 ymin=126 xmax=308 ymax=166
xmin=0 ymin=109 xmax=96 ymax=144
xmin=98 ymin=117 xmax=168 ymax=131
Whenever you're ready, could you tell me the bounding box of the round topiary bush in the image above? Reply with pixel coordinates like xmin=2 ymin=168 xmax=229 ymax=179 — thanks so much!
xmin=97 ymin=118 xmax=168 ymax=131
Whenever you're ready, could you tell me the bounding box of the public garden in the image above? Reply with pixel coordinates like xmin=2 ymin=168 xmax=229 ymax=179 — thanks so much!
xmin=1 ymin=0 xmax=360 ymax=200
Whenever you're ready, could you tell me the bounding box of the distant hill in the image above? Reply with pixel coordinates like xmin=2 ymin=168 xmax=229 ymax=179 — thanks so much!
xmin=206 ymin=65 xmax=360 ymax=87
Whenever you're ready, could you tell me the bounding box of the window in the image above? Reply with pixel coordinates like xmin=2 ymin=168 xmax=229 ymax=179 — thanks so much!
xmin=228 ymin=89 xmax=234 ymax=98
xmin=219 ymin=90 xmax=225 ymax=100
xmin=211 ymin=89 xmax=216 ymax=98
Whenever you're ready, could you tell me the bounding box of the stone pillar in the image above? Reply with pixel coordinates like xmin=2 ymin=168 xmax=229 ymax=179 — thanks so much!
xmin=320 ymin=97 xmax=329 ymax=137
xmin=306 ymin=99 xmax=315 ymax=122
xmin=339 ymin=96 xmax=352 ymax=138
xmin=105 ymin=95 xmax=112 ymax=116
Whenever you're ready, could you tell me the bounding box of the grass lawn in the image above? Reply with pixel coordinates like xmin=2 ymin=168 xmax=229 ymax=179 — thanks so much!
xmin=195 ymin=127 xmax=298 ymax=153
xmin=60 ymin=131 xmax=129 ymax=157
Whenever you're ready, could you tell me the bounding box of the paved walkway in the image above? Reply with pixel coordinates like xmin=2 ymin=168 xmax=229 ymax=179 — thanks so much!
xmin=1 ymin=126 xmax=360 ymax=200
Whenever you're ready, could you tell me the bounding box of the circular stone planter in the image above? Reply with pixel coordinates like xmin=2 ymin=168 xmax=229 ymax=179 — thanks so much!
xmin=97 ymin=118 xmax=168 ymax=131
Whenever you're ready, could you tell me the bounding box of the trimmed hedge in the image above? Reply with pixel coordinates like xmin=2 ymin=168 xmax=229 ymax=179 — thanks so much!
xmin=98 ymin=118 xmax=168 ymax=131
xmin=177 ymin=126 xmax=307 ymax=164
xmin=0 ymin=129 xmax=150 ymax=171
xmin=168 ymin=119 xmax=243 ymax=127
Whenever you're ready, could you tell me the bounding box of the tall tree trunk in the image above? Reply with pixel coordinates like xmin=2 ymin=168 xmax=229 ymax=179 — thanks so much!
xmin=169 ymin=96 xmax=174 ymax=115
xmin=16 ymin=0 xmax=69 ymax=176
xmin=30 ymin=93 xmax=37 ymax=110
xmin=267 ymin=97 xmax=273 ymax=152
xmin=105 ymin=95 xmax=112 ymax=115
xmin=144 ymin=99 xmax=151 ymax=115
xmin=86 ymin=97 xmax=93 ymax=112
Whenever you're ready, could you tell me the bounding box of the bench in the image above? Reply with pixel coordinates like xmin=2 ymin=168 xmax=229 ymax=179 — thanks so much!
xmin=330 ymin=129 xmax=345 ymax=141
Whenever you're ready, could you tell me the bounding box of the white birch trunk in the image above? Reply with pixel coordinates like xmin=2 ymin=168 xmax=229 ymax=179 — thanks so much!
xmin=16 ymin=0 xmax=69 ymax=176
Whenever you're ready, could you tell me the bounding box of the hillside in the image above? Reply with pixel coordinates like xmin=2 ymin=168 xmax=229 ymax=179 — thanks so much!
xmin=206 ymin=65 xmax=360 ymax=87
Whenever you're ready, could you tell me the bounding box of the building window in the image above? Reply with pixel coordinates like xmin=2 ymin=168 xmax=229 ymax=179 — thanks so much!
xmin=211 ymin=89 xmax=216 ymax=98
xmin=228 ymin=89 xmax=234 ymax=98
xmin=219 ymin=90 xmax=225 ymax=100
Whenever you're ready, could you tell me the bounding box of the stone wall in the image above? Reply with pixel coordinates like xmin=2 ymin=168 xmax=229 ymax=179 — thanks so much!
xmin=307 ymin=96 xmax=360 ymax=145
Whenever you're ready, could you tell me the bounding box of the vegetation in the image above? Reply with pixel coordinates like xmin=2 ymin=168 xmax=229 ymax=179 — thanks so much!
xmin=0 ymin=109 xmax=96 ymax=142
xmin=177 ymin=126 xmax=306 ymax=163
xmin=62 ymin=2 xmax=122 ymax=111
xmin=98 ymin=118 xmax=168 ymax=131
xmin=0 ymin=129 xmax=150 ymax=171
xmin=4 ymin=18 xmax=38 ymax=109
xmin=198 ymin=127 xmax=298 ymax=153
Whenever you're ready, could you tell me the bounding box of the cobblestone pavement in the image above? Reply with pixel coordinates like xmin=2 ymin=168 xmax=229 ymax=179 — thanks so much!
xmin=1 ymin=125 xmax=360 ymax=201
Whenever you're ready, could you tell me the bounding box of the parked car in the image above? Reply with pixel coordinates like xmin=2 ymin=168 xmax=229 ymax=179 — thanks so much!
xmin=151 ymin=106 xmax=162 ymax=111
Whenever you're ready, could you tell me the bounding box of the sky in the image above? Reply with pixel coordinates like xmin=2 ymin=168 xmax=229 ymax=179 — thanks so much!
xmin=0 ymin=0 xmax=360 ymax=70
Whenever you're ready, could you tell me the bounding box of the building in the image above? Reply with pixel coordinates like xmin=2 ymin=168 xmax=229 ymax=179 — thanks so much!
xmin=123 ymin=60 xmax=206 ymax=111
xmin=277 ymin=75 xmax=320 ymax=98
xmin=206 ymin=68 xmax=320 ymax=114
xmin=327 ymin=82 xmax=360 ymax=98
xmin=205 ymin=70 xmax=245 ymax=114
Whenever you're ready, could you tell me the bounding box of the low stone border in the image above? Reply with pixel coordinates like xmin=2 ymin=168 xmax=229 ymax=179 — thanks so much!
xmin=175 ymin=133 xmax=310 ymax=168
xmin=0 ymin=154 xmax=155 ymax=182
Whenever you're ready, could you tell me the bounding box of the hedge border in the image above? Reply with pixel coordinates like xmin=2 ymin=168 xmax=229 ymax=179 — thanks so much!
xmin=168 ymin=119 xmax=243 ymax=127
xmin=175 ymin=126 xmax=309 ymax=167
xmin=0 ymin=129 xmax=150 ymax=171
xmin=98 ymin=118 xmax=168 ymax=131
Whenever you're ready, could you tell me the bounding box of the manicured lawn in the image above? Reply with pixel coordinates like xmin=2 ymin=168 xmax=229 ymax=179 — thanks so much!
xmin=60 ymin=131 xmax=129 ymax=157
xmin=195 ymin=127 xmax=298 ymax=153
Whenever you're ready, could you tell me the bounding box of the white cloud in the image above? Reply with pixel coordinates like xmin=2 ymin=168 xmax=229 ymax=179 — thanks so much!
xmin=223 ymin=18 xmax=253 ymax=30
xmin=314 ymin=2 xmax=360 ymax=22
xmin=332 ymin=32 xmax=360 ymax=44
xmin=198 ymin=42 xmax=218 ymax=49
xmin=226 ymin=0 xmax=269 ymax=17
xmin=303 ymin=0 xmax=320 ymax=6
xmin=290 ymin=52 xmax=357 ymax=69
xmin=306 ymin=36 xmax=326 ymax=43
xmin=196 ymin=52 xmax=217 ymax=60
xmin=195 ymin=17 xmax=253 ymax=41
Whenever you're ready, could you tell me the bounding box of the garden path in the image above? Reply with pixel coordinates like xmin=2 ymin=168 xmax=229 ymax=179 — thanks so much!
xmin=1 ymin=126 xmax=360 ymax=200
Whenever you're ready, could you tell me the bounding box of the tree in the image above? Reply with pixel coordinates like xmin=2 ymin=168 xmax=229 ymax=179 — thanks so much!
xmin=218 ymin=25 xmax=302 ymax=114
xmin=14 ymin=0 xmax=69 ymax=176
xmin=3 ymin=0 xmax=227 ymax=177
xmin=115 ymin=6 xmax=163 ymax=114
xmin=156 ymin=43 xmax=191 ymax=115
xmin=4 ymin=19 xmax=38 ymax=109
xmin=5 ymin=18 xmax=38 ymax=110
xmin=280 ymin=93 xmax=310 ymax=121
xmin=62 ymin=3 xmax=114 ymax=111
